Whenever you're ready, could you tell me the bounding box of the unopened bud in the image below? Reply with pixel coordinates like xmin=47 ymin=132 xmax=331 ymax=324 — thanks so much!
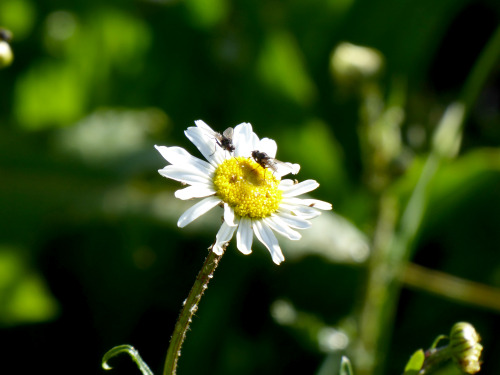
xmin=449 ymin=322 xmax=483 ymax=374
xmin=0 ymin=28 xmax=13 ymax=69
xmin=330 ymin=42 xmax=384 ymax=86
xmin=0 ymin=41 xmax=13 ymax=68
xmin=431 ymin=102 xmax=464 ymax=159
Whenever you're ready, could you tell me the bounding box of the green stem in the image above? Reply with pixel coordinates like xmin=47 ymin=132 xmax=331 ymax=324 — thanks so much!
xmin=419 ymin=346 xmax=453 ymax=375
xmin=356 ymin=194 xmax=399 ymax=374
xmin=163 ymin=245 xmax=226 ymax=375
xmin=356 ymin=23 xmax=500 ymax=375
xmin=401 ymin=263 xmax=500 ymax=313
xmin=460 ymin=24 xmax=500 ymax=117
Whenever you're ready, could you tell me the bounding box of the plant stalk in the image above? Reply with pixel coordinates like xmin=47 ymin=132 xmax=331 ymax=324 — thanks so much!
xmin=163 ymin=245 xmax=226 ymax=375
xmin=355 ymin=23 xmax=500 ymax=375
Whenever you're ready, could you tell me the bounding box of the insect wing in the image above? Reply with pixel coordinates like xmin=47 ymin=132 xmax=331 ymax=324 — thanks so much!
xmin=220 ymin=127 xmax=235 ymax=151
xmin=222 ymin=127 xmax=233 ymax=140
xmin=252 ymin=150 xmax=300 ymax=177
xmin=211 ymin=127 xmax=235 ymax=152
xmin=271 ymin=159 xmax=300 ymax=176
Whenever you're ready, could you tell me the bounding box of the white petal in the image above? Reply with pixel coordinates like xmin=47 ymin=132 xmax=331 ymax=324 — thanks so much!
xmin=233 ymin=122 xmax=254 ymax=157
xmin=283 ymin=197 xmax=332 ymax=210
xmin=194 ymin=119 xmax=216 ymax=134
xmin=174 ymin=184 xmax=216 ymax=200
xmin=281 ymin=179 xmax=319 ymax=197
xmin=193 ymin=120 xmax=228 ymax=149
xmin=235 ymin=123 xmax=260 ymax=155
xmin=264 ymin=216 xmax=301 ymax=241
xmin=249 ymin=131 xmax=260 ymax=152
xmin=296 ymin=198 xmax=332 ymax=210
xmin=258 ymin=138 xmax=277 ymax=158
xmin=279 ymin=179 xmax=295 ymax=188
xmin=212 ymin=221 xmax=237 ymax=255
xmin=275 ymin=211 xmax=312 ymax=229
xmin=233 ymin=122 xmax=252 ymax=139
xmin=155 ymin=145 xmax=179 ymax=163
xmin=159 ymin=166 xmax=212 ymax=185
xmin=273 ymin=161 xmax=300 ymax=178
xmin=161 ymin=156 xmax=214 ymax=178
xmin=253 ymin=220 xmax=285 ymax=265
xmin=223 ymin=203 xmax=237 ymax=226
xmin=155 ymin=145 xmax=215 ymax=174
xmin=279 ymin=203 xmax=322 ymax=220
xmin=236 ymin=217 xmax=253 ymax=255
xmin=185 ymin=127 xmax=225 ymax=166
xmin=177 ymin=196 xmax=221 ymax=228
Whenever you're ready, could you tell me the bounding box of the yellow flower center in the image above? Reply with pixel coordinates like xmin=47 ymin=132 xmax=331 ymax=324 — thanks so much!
xmin=213 ymin=156 xmax=282 ymax=219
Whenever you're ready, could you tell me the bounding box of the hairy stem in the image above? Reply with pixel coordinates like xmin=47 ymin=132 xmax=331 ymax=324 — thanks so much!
xmin=163 ymin=245 xmax=226 ymax=375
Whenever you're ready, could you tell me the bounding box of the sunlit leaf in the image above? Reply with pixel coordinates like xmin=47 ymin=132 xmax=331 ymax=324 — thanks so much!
xmin=403 ymin=349 xmax=425 ymax=375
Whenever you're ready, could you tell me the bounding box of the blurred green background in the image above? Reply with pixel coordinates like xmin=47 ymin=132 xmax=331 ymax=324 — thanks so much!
xmin=1 ymin=0 xmax=500 ymax=374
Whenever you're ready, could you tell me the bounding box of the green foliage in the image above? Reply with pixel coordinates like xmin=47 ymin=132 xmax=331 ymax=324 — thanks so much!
xmin=0 ymin=246 xmax=59 ymax=325
xmin=0 ymin=0 xmax=36 ymax=40
xmin=404 ymin=349 xmax=425 ymax=375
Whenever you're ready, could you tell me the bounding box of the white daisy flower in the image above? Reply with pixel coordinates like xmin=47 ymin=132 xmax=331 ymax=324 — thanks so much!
xmin=155 ymin=120 xmax=332 ymax=265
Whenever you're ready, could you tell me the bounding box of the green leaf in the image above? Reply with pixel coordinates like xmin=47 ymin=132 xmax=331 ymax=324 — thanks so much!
xmin=403 ymin=349 xmax=425 ymax=375
xmin=340 ymin=356 xmax=354 ymax=375
xmin=102 ymin=345 xmax=154 ymax=375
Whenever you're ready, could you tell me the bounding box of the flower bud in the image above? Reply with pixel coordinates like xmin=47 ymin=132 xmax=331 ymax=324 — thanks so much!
xmin=0 ymin=28 xmax=13 ymax=69
xmin=449 ymin=322 xmax=483 ymax=374
xmin=431 ymin=102 xmax=464 ymax=159
xmin=0 ymin=40 xmax=13 ymax=68
xmin=330 ymin=42 xmax=384 ymax=86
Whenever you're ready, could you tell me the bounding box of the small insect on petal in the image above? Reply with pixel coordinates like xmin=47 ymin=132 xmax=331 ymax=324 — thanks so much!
xmin=251 ymin=150 xmax=300 ymax=177
xmin=215 ymin=127 xmax=235 ymax=153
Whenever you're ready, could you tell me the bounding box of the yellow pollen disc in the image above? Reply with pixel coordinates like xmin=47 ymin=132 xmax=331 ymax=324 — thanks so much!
xmin=213 ymin=157 xmax=282 ymax=219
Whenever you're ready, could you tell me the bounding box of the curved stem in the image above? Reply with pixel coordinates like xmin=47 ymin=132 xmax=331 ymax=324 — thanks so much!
xmin=163 ymin=245 xmax=226 ymax=375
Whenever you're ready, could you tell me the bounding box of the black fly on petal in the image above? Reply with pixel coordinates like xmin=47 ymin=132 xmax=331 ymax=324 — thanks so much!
xmin=214 ymin=127 xmax=235 ymax=153
xmin=251 ymin=150 xmax=300 ymax=176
